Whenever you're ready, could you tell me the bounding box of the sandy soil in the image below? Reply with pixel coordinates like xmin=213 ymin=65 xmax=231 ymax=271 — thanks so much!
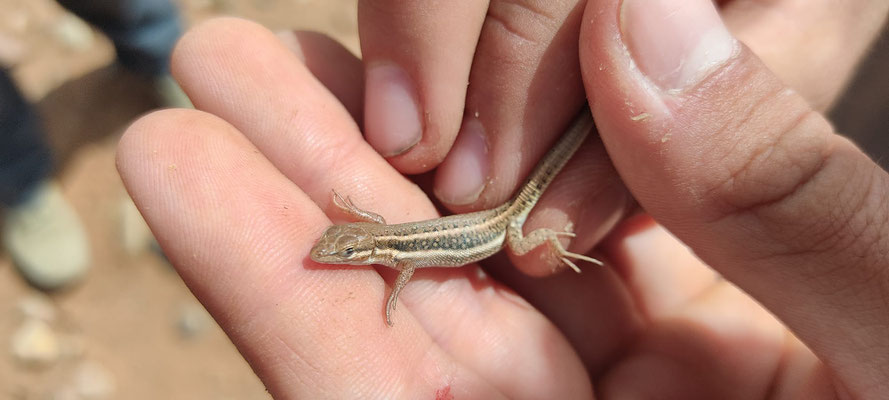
xmin=0 ymin=1 xmax=356 ymax=398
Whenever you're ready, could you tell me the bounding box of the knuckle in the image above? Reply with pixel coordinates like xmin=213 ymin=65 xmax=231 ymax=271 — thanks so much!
xmin=701 ymin=100 xmax=834 ymax=224
xmin=707 ymin=118 xmax=889 ymax=283
xmin=695 ymin=87 xmax=878 ymax=263
xmin=485 ymin=0 xmax=575 ymax=47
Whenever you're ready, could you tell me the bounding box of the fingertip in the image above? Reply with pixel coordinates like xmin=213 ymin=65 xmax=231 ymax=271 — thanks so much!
xmin=171 ymin=17 xmax=271 ymax=81
xmin=603 ymin=217 xmax=720 ymax=318
xmin=119 ymin=108 xmax=218 ymax=150
xmin=358 ymin=1 xmax=486 ymax=174
xmin=275 ymin=29 xmax=306 ymax=61
xmin=362 ymin=62 xmax=461 ymax=175
xmin=433 ymin=117 xmax=489 ymax=206
xmin=117 ymin=109 xmax=232 ymax=194
xmin=117 ymin=108 xmax=195 ymax=178
xmin=278 ymin=30 xmax=364 ymax=125
xmin=364 ymin=62 xmax=424 ymax=157
xmin=620 ymin=0 xmax=736 ymax=91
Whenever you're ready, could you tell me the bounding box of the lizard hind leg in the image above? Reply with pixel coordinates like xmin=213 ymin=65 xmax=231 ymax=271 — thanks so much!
xmin=507 ymin=225 xmax=604 ymax=273
xmin=331 ymin=189 xmax=386 ymax=224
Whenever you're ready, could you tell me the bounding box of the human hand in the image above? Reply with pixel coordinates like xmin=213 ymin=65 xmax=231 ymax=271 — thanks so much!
xmin=115 ymin=4 xmax=889 ymax=400
xmin=118 ymin=19 xmax=597 ymax=398
xmin=356 ymin=0 xmax=889 ymax=277
xmin=576 ymin=0 xmax=889 ymax=397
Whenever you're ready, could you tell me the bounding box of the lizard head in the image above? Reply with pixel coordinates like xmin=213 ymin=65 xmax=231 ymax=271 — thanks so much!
xmin=310 ymin=224 xmax=375 ymax=265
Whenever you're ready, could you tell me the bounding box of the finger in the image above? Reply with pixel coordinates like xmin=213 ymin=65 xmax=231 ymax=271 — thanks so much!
xmin=489 ymin=216 xmax=721 ymax=375
xmin=172 ymin=18 xmax=428 ymax=220
xmin=116 ymin=110 xmax=498 ymax=398
xmin=277 ymin=30 xmax=364 ymax=126
xmin=601 ymin=218 xmax=784 ymax=397
xmin=435 ymin=0 xmax=632 ymax=274
xmin=603 ymin=224 xmax=832 ymax=398
xmin=598 ymin=281 xmax=787 ymax=399
xmin=435 ymin=0 xmax=588 ymax=207
xmin=601 ymin=215 xmax=720 ymax=319
xmin=720 ymin=0 xmax=889 ymax=110
xmin=503 ymin=132 xmax=633 ymax=276
xmin=482 ymin=250 xmax=648 ymax=377
xmin=358 ymin=0 xmax=489 ymax=170
xmin=582 ymin=0 xmax=889 ymax=396
xmin=170 ymin=18 xmax=591 ymax=397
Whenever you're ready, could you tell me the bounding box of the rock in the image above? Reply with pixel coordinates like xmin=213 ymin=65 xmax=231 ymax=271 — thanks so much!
xmin=119 ymin=196 xmax=153 ymax=256
xmin=212 ymin=0 xmax=235 ymax=12
xmin=53 ymin=13 xmax=94 ymax=52
xmin=184 ymin=0 xmax=214 ymax=11
xmin=48 ymin=386 xmax=79 ymax=400
xmin=6 ymin=9 xmax=29 ymax=32
xmin=3 ymin=180 xmax=91 ymax=291
xmin=0 ymin=32 xmax=26 ymax=66
xmin=73 ymin=360 xmax=116 ymax=400
xmin=17 ymin=294 xmax=57 ymax=321
xmin=59 ymin=332 xmax=86 ymax=359
xmin=177 ymin=302 xmax=211 ymax=339
xmin=10 ymin=318 xmax=60 ymax=367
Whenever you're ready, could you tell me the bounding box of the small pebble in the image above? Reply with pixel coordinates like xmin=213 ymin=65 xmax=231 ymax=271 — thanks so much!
xmin=74 ymin=360 xmax=116 ymax=400
xmin=11 ymin=318 xmax=60 ymax=367
xmin=60 ymin=333 xmax=86 ymax=359
xmin=53 ymin=13 xmax=94 ymax=51
xmin=177 ymin=302 xmax=212 ymax=339
xmin=119 ymin=196 xmax=153 ymax=256
xmin=48 ymin=386 xmax=79 ymax=400
xmin=185 ymin=0 xmax=213 ymax=10
xmin=0 ymin=32 xmax=25 ymax=65
xmin=17 ymin=294 xmax=57 ymax=321
xmin=6 ymin=9 xmax=29 ymax=32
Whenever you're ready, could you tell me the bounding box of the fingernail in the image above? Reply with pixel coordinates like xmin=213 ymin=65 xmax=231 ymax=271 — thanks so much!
xmin=621 ymin=0 xmax=736 ymax=91
xmin=364 ymin=62 xmax=422 ymax=157
xmin=434 ymin=118 xmax=488 ymax=205
xmin=276 ymin=30 xmax=305 ymax=62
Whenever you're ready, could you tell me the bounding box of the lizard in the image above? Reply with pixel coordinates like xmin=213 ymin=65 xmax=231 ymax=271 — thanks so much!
xmin=310 ymin=108 xmax=602 ymax=326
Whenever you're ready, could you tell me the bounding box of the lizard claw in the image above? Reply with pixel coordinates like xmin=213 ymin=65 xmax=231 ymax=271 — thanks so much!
xmin=385 ymin=292 xmax=397 ymax=327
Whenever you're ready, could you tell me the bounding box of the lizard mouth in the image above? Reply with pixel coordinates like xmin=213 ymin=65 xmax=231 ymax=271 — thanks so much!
xmin=309 ymin=241 xmax=333 ymax=262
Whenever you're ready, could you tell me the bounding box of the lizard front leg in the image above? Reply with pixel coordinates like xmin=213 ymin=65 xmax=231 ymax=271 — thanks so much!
xmin=330 ymin=189 xmax=386 ymax=224
xmin=385 ymin=261 xmax=416 ymax=326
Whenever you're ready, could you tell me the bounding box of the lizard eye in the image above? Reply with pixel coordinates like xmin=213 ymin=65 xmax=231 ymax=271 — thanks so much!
xmin=342 ymin=247 xmax=355 ymax=257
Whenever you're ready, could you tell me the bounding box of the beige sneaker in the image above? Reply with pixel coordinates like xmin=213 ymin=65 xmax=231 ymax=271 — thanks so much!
xmin=153 ymin=74 xmax=193 ymax=109
xmin=119 ymin=194 xmax=153 ymax=256
xmin=2 ymin=180 xmax=90 ymax=290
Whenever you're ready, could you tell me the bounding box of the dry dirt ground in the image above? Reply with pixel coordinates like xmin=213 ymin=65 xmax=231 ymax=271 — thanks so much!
xmin=0 ymin=1 xmax=356 ymax=398
xmin=0 ymin=1 xmax=886 ymax=399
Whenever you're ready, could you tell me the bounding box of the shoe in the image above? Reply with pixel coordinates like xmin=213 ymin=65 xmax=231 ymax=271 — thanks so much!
xmin=152 ymin=74 xmax=193 ymax=109
xmin=2 ymin=180 xmax=90 ymax=290
xmin=119 ymin=195 xmax=170 ymax=265
xmin=119 ymin=195 xmax=155 ymax=255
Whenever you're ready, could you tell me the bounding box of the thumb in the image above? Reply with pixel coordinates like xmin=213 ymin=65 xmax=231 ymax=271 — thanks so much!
xmin=581 ymin=0 xmax=889 ymax=396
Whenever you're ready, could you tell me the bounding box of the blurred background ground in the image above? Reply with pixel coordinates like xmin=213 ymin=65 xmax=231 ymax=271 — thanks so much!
xmin=0 ymin=0 xmax=885 ymax=399
xmin=0 ymin=0 xmax=356 ymax=398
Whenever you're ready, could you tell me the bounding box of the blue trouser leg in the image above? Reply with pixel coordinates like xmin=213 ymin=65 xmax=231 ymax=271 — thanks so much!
xmin=1 ymin=1 xmax=182 ymax=206
xmin=56 ymin=0 xmax=183 ymax=77
xmin=0 ymin=70 xmax=52 ymax=207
